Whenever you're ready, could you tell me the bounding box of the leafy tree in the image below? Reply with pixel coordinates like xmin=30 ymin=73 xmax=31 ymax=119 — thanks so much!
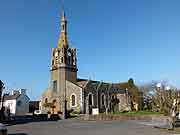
xmin=127 ymin=78 xmax=142 ymax=110
xmin=128 ymin=78 xmax=134 ymax=88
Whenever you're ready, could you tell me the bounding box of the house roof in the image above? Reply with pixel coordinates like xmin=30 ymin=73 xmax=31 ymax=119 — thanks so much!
xmin=4 ymin=93 xmax=20 ymax=100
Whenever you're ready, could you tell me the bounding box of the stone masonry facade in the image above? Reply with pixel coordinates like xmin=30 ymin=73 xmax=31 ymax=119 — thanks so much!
xmin=41 ymin=10 xmax=135 ymax=115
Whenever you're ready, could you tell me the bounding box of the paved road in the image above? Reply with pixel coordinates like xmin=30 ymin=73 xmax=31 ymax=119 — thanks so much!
xmin=7 ymin=119 xmax=179 ymax=135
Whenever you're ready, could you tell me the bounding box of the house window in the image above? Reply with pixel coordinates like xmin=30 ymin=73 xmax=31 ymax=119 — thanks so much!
xmin=71 ymin=95 xmax=76 ymax=106
xmin=17 ymin=101 xmax=22 ymax=106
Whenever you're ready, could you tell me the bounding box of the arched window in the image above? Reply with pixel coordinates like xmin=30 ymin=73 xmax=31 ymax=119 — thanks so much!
xmin=71 ymin=95 xmax=76 ymax=106
xmin=101 ymin=94 xmax=105 ymax=105
xmin=45 ymin=98 xmax=48 ymax=103
xmin=88 ymin=94 xmax=93 ymax=106
xmin=62 ymin=25 xmax=65 ymax=31
xmin=55 ymin=56 xmax=58 ymax=64
xmin=52 ymin=59 xmax=54 ymax=65
xmin=53 ymin=99 xmax=56 ymax=104
xmin=52 ymin=99 xmax=57 ymax=108
xmin=111 ymin=95 xmax=115 ymax=100
xmin=61 ymin=57 xmax=64 ymax=63
xmin=53 ymin=80 xmax=57 ymax=93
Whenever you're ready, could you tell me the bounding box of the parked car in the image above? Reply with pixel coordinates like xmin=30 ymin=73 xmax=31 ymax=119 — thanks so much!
xmin=34 ymin=110 xmax=41 ymax=115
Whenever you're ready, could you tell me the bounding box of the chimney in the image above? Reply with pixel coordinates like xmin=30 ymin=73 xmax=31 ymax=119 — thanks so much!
xmin=19 ymin=89 xmax=26 ymax=95
xmin=11 ymin=90 xmax=19 ymax=95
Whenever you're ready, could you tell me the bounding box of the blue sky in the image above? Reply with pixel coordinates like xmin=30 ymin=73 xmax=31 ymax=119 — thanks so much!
xmin=0 ymin=0 xmax=180 ymax=100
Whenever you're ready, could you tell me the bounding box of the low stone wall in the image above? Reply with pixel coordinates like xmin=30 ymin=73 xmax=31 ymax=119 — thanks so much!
xmin=80 ymin=115 xmax=176 ymax=129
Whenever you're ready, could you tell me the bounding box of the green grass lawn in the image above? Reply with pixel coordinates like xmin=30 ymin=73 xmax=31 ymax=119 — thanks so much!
xmin=102 ymin=111 xmax=162 ymax=116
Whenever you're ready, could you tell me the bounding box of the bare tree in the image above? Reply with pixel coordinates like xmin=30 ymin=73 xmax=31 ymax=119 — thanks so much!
xmin=0 ymin=80 xmax=5 ymax=103
xmin=0 ymin=80 xmax=5 ymax=120
xmin=139 ymin=80 xmax=179 ymax=115
xmin=139 ymin=83 xmax=154 ymax=110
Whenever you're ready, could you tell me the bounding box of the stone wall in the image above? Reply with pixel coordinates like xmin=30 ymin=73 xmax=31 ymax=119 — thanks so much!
xmin=117 ymin=94 xmax=131 ymax=112
xmin=66 ymin=81 xmax=82 ymax=113
xmin=83 ymin=84 xmax=98 ymax=114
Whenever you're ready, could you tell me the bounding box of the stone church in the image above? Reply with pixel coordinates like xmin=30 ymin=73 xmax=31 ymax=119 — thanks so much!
xmin=41 ymin=10 xmax=137 ymax=116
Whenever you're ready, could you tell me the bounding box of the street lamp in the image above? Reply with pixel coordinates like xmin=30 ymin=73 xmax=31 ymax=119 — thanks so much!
xmin=156 ymin=83 xmax=162 ymax=111
xmin=126 ymin=88 xmax=129 ymax=108
xmin=156 ymin=83 xmax=162 ymax=89
xmin=165 ymin=86 xmax=170 ymax=91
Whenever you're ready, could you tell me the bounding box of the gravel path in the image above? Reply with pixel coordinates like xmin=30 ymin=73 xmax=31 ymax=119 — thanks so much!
xmin=7 ymin=119 xmax=179 ymax=135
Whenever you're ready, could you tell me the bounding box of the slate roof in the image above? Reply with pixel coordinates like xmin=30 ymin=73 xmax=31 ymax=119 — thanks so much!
xmin=99 ymin=82 xmax=129 ymax=93
xmin=76 ymin=78 xmax=88 ymax=88
xmin=111 ymin=82 xmax=129 ymax=89
xmin=76 ymin=78 xmax=130 ymax=94
xmin=4 ymin=92 xmax=20 ymax=100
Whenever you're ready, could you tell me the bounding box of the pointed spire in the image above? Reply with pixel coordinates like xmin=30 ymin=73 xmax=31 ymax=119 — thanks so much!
xmin=58 ymin=8 xmax=69 ymax=48
xmin=61 ymin=8 xmax=66 ymax=21
xmin=60 ymin=0 xmax=66 ymax=22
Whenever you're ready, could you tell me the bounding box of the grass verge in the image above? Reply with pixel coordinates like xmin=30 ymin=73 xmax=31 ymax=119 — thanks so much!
xmin=101 ymin=111 xmax=163 ymax=116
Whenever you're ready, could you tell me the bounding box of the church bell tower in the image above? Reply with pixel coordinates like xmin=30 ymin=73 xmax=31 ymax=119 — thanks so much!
xmin=50 ymin=10 xmax=78 ymax=114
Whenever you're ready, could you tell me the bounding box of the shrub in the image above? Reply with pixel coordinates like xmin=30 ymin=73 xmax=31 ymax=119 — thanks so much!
xmin=67 ymin=109 xmax=73 ymax=117
xmin=50 ymin=114 xmax=60 ymax=120
xmin=58 ymin=111 xmax=62 ymax=114
xmin=71 ymin=110 xmax=80 ymax=114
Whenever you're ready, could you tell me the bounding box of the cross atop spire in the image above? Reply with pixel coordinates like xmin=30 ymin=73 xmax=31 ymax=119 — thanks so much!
xmin=58 ymin=9 xmax=69 ymax=48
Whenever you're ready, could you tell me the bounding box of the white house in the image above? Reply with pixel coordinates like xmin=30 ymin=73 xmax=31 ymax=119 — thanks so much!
xmin=3 ymin=89 xmax=30 ymax=116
